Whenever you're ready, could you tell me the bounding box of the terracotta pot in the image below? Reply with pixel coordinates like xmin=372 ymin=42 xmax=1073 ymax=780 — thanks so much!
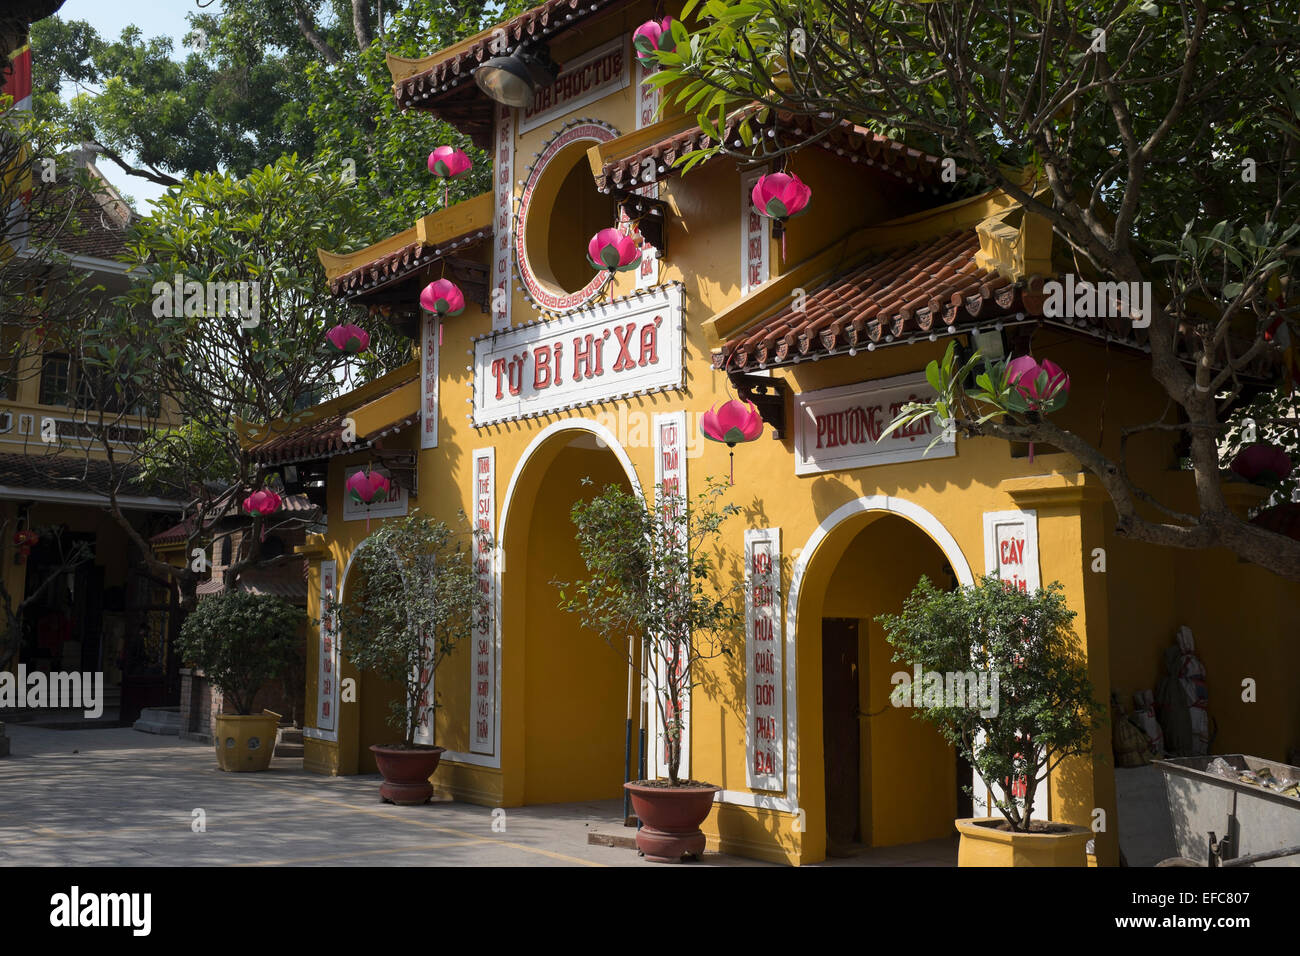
xmin=955 ymin=817 xmax=1091 ymax=867
xmin=369 ymin=744 xmax=446 ymax=805
xmin=214 ymin=713 xmax=280 ymax=772
xmin=624 ymin=781 xmax=721 ymax=863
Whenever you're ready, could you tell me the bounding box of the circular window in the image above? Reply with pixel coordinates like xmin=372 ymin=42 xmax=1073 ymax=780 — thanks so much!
xmin=515 ymin=122 xmax=622 ymax=312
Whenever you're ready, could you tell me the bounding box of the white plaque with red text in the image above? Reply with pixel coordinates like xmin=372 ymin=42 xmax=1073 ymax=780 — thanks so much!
xmin=740 ymin=167 xmax=770 ymax=296
xmin=649 ymin=411 xmax=690 ymax=779
xmin=316 ymin=560 xmax=338 ymax=735
xmin=471 ymin=448 xmax=496 ymax=755
xmin=745 ymin=528 xmax=783 ymax=791
xmin=519 ymin=37 xmax=629 ymax=134
xmin=491 ymin=104 xmax=514 ymax=331
xmin=421 ymin=313 xmax=440 ymax=448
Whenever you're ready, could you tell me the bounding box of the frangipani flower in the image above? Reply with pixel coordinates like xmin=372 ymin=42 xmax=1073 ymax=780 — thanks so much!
xmin=326 ymin=323 xmax=370 ymax=355
xmin=750 ymin=172 xmax=812 ymax=222
xmin=587 ymin=227 xmax=642 ymax=273
xmin=1005 ymin=355 xmax=1070 ymax=413
xmin=633 ymin=17 xmax=677 ymax=61
xmin=427 ymin=146 xmax=472 ymax=179
xmin=346 ymin=468 xmax=391 ymax=506
xmin=243 ymin=490 xmax=282 ymax=516
xmin=701 ymin=399 xmax=764 ymax=447
xmin=420 ymin=279 xmax=466 ymax=317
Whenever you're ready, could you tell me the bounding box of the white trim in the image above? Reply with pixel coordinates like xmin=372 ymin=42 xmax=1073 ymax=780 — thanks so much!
xmin=0 ymin=486 xmax=183 ymax=510
xmin=303 ymin=726 xmax=338 ymax=743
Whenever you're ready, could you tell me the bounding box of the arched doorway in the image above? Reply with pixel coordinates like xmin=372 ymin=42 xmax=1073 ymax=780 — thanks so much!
xmin=795 ymin=500 xmax=973 ymax=857
xmin=500 ymin=423 xmax=641 ymax=804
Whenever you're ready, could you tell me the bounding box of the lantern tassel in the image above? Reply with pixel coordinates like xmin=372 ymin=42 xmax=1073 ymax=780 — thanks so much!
xmin=729 ymin=449 xmax=735 ymax=486
xmin=1028 ymin=441 xmax=1035 ymax=463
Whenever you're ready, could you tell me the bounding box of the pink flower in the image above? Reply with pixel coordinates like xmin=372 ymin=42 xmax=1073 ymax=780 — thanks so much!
xmin=420 ymin=279 xmax=466 ymax=316
xmin=751 ymin=172 xmax=812 ymax=222
xmin=346 ymin=469 xmax=391 ymax=506
xmin=243 ymin=490 xmax=281 ymax=516
xmin=427 ymin=146 xmax=472 ymax=179
xmin=1006 ymin=355 xmax=1070 ymax=412
xmin=633 ymin=17 xmax=677 ymax=61
xmin=701 ymin=399 xmax=764 ymax=446
xmin=587 ymin=227 xmax=642 ymax=273
xmin=325 ymin=323 xmax=370 ymax=355
xmin=1231 ymin=443 xmax=1293 ymax=484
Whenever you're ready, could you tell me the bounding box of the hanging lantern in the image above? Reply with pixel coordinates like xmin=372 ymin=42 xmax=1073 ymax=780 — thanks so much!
xmin=1005 ymin=355 xmax=1070 ymax=413
xmin=420 ymin=279 xmax=466 ymax=317
xmin=427 ymin=146 xmax=472 ymax=179
xmin=243 ymin=489 xmax=282 ymax=517
xmin=587 ymin=227 xmax=642 ymax=276
xmin=633 ymin=17 xmax=677 ymax=62
xmin=701 ymin=399 xmax=764 ymax=484
xmin=13 ymin=529 xmax=39 ymax=561
xmin=326 ymin=323 xmax=371 ymax=355
xmin=751 ymin=172 xmax=812 ymax=224
xmin=1230 ymin=443 xmax=1293 ymax=484
xmin=346 ymin=468 xmax=392 ymax=506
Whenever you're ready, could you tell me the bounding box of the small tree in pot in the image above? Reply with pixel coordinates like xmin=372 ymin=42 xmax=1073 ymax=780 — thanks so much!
xmin=339 ymin=511 xmax=482 ymax=805
xmin=557 ymin=478 xmax=743 ymax=862
xmin=177 ymin=591 xmax=305 ymax=771
xmin=875 ymin=574 xmax=1104 ymax=866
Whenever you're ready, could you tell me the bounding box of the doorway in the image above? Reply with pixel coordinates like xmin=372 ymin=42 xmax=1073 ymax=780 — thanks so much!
xmin=823 ymin=617 xmax=862 ymax=854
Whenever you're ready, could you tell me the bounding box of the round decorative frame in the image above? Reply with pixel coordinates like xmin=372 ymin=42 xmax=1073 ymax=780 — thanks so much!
xmin=513 ymin=119 xmax=621 ymax=313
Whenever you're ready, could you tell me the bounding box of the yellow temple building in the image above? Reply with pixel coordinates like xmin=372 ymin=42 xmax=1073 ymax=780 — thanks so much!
xmin=246 ymin=0 xmax=1300 ymax=865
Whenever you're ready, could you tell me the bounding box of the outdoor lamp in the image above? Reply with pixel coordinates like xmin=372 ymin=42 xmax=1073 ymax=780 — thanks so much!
xmin=474 ymin=43 xmax=559 ymax=108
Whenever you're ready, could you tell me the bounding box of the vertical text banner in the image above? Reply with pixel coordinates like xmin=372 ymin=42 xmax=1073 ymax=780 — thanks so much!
xmin=421 ymin=313 xmax=440 ymax=448
xmin=745 ymin=528 xmax=783 ymax=791
xmin=317 ymin=560 xmax=338 ymax=734
xmin=634 ymin=57 xmax=661 ymax=289
xmin=471 ymin=448 xmax=497 ymax=754
xmin=739 ymin=167 xmax=770 ymax=296
xmin=491 ymin=104 xmax=514 ymax=331
xmin=650 ymin=412 xmax=689 ymax=779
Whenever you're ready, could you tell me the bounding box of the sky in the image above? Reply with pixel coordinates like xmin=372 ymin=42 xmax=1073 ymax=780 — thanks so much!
xmin=53 ymin=0 xmax=201 ymax=211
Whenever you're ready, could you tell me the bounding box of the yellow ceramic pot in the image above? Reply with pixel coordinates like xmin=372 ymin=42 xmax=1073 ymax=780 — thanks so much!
xmin=955 ymin=817 xmax=1091 ymax=867
xmin=214 ymin=712 xmax=281 ymax=772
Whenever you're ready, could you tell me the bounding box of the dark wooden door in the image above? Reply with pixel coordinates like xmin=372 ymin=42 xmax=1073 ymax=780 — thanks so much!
xmin=822 ymin=618 xmax=861 ymax=848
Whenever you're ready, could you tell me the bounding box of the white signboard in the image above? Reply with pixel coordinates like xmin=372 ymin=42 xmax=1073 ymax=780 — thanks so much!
xmin=413 ymin=628 xmax=435 ymax=746
xmin=473 ymin=283 xmax=684 ymax=426
xmin=316 ymin=560 xmax=338 ymax=734
xmin=649 ymin=412 xmax=690 ymax=779
xmin=470 ymin=448 xmax=496 ymax=755
xmin=740 ymin=167 xmax=770 ymax=295
xmin=421 ymin=313 xmax=440 ymax=448
xmin=519 ymin=36 xmax=629 ymax=133
xmin=745 ymin=528 xmax=783 ymax=791
xmin=342 ymin=464 xmax=408 ymax=522
xmin=491 ymin=103 xmax=514 ymax=331
xmin=634 ymin=59 xmax=662 ymax=291
xmin=974 ymin=508 xmax=1047 ymax=820
xmin=794 ymin=372 xmax=955 ymax=476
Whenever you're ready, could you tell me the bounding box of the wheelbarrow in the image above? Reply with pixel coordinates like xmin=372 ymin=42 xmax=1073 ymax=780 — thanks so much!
xmin=1153 ymin=754 xmax=1300 ymax=867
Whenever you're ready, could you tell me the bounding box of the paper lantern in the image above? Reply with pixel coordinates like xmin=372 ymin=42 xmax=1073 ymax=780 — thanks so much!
xmin=751 ymin=172 xmax=812 ymax=224
xmin=702 ymin=399 xmax=764 ymax=483
xmin=347 ymin=468 xmax=391 ymax=506
xmin=1005 ymin=355 xmax=1070 ymax=413
xmin=1231 ymin=443 xmax=1293 ymax=484
xmin=326 ymin=323 xmax=370 ymax=355
xmin=587 ymin=227 xmax=642 ymax=275
xmin=420 ymin=279 xmax=466 ymax=317
xmin=633 ymin=17 xmax=677 ymax=61
xmin=13 ymin=529 xmax=39 ymax=560
xmin=243 ymin=490 xmax=281 ymax=517
xmin=427 ymin=146 xmax=472 ymax=179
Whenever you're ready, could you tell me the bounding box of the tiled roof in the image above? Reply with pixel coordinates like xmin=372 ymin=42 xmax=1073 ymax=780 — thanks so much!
xmin=328 ymin=227 xmax=491 ymax=299
xmin=715 ymin=231 xmax=1025 ymax=371
xmin=0 ymin=452 xmax=180 ymax=502
xmin=390 ymin=0 xmax=635 ymax=145
xmin=248 ymin=412 xmax=419 ymax=466
xmin=148 ymin=494 xmax=320 ymax=545
xmin=598 ymin=110 xmax=954 ymax=196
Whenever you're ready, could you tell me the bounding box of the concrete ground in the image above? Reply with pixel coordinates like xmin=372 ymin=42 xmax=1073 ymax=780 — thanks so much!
xmin=0 ymin=725 xmax=955 ymax=867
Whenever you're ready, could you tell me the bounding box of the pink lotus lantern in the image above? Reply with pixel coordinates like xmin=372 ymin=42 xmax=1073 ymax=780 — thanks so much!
xmin=243 ymin=489 xmax=281 ymax=517
xmin=1005 ymin=355 xmax=1071 ymax=413
xmin=587 ymin=227 xmax=642 ymax=276
xmin=1231 ymin=443 xmax=1293 ymax=484
xmin=751 ymin=172 xmax=812 ymax=224
xmin=420 ymin=279 xmax=466 ymax=317
xmin=701 ymin=399 xmax=764 ymax=483
xmin=427 ymin=146 xmax=472 ymax=179
xmin=633 ymin=17 xmax=677 ymax=62
xmin=325 ymin=323 xmax=370 ymax=355
xmin=346 ymin=468 xmax=391 ymax=506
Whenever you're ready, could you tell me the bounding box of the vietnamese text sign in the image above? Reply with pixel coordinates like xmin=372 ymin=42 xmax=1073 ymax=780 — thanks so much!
xmin=491 ymin=104 xmax=514 ymax=331
xmin=745 ymin=528 xmax=783 ymax=791
xmin=317 ymin=560 xmax=338 ymax=733
xmin=740 ymin=167 xmax=770 ymax=296
xmin=519 ymin=37 xmax=629 ymax=133
xmin=982 ymin=509 xmax=1041 ymax=593
xmin=471 ymin=448 xmax=496 ymax=754
xmin=793 ymin=372 xmax=955 ymax=476
xmin=473 ymin=284 xmax=683 ymax=426
xmin=649 ymin=412 xmax=689 ymax=779
xmin=421 ymin=313 xmax=440 ymax=448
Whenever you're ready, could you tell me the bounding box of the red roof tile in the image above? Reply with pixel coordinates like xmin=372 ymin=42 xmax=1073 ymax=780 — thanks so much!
xmin=328 ymin=227 xmax=491 ymax=298
xmin=248 ymin=412 xmax=419 ymax=466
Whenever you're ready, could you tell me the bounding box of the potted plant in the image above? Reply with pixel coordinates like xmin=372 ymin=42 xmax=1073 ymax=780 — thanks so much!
xmin=558 ymin=478 xmax=743 ymax=862
xmin=338 ymin=511 xmax=481 ymax=805
xmin=177 ymin=590 xmax=305 ymax=771
xmin=876 ymin=574 xmax=1103 ymax=866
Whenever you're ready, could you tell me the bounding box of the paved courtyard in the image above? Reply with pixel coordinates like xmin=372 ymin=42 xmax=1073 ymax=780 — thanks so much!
xmin=0 ymin=724 xmax=955 ymax=867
